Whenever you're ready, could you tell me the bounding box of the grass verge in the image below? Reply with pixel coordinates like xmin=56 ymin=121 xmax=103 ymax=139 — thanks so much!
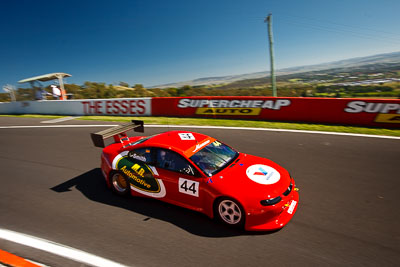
xmin=0 ymin=114 xmax=64 ymax=119
xmin=78 ymin=116 xmax=400 ymax=137
xmin=1 ymin=114 xmax=399 ymax=137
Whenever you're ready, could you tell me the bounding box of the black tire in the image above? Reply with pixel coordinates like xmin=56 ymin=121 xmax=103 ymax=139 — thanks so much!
xmin=214 ymin=197 xmax=245 ymax=228
xmin=110 ymin=172 xmax=130 ymax=196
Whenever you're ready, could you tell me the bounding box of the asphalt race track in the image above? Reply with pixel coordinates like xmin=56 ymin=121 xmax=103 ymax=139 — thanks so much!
xmin=0 ymin=117 xmax=399 ymax=266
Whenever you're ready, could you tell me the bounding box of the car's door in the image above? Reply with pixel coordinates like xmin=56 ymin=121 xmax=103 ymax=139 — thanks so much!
xmin=123 ymin=147 xmax=167 ymax=198
xmin=154 ymin=148 xmax=205 ymax=211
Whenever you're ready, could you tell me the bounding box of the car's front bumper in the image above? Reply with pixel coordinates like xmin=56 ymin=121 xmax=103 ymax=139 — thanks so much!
xmin=244 ymin=186 xmax=299 ymax=231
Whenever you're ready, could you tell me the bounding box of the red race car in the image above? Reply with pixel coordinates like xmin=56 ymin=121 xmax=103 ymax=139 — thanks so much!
xmin=91 ymin=121 xmax=299 ymax=231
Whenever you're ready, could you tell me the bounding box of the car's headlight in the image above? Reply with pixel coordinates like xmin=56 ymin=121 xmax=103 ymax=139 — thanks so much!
xmin=260 ymin=196 xmax=282 ymax=206
xmin=260 ymin=179 xmax=294 ymax=206
xmin=282 ymin=182 xmax=293 ymax=197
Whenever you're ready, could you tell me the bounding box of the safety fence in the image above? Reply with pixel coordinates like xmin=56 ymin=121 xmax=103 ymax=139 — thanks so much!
xmin=0 ymin=97 xmax=399 ymax=128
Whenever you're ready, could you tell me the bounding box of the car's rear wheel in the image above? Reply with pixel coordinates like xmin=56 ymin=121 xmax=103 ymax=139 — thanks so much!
xmin=110 ymin=172 xmax=130 ymax=196
xmin=215 ymin=198 xmax=245 ymax=227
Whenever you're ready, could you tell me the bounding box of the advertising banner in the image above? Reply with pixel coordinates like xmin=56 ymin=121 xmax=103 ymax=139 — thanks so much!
xmin=1 ymin=96 xmax=399 ymax=128
xmin=0 ymin=98 xmax=152 ymax=116
xmin=80 ymin=98 xmax=151 ymax=116
xmin=152 ymin=97 xmax=400 ymax=128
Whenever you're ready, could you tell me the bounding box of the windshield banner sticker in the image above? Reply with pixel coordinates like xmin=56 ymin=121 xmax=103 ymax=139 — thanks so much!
xmin=183 ymin=137 xmax=216 ymax=158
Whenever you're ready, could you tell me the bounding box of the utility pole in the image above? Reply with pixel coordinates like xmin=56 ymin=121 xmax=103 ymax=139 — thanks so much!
xmin=265 ymin=13 xmax=277 ymax=97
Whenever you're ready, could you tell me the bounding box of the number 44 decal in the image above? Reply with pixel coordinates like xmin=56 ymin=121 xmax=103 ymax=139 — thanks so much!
xmin=179 ymin=178 xmax=199 ymax=197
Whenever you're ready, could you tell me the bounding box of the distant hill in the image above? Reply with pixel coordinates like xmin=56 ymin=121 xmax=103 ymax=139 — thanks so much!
xmin=152 ymin=72 xmax=269 ymax=89
xmin=152 ymin=51 xmax=400 ymax=88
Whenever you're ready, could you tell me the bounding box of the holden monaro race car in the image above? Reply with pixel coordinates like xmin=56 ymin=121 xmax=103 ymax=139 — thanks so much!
xmin=91 ymin=121 xmax=299 ymax=231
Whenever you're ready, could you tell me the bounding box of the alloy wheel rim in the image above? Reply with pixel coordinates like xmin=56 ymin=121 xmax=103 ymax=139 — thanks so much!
xmin=112 ymin=173 xmax=128 ymax=193
xmin=218 ymin=200 xmax=242 ymax=224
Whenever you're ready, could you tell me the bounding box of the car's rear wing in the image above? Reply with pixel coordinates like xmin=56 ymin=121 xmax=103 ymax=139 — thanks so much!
xmin=91 ymin=120 xmax=144 ymax=148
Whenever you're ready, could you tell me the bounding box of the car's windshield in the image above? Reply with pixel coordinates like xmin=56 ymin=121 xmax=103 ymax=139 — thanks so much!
xmin=189 ymin=140 xmax=238 ymax=176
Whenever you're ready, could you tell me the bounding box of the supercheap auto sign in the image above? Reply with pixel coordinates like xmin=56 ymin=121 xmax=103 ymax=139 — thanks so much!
xmin=152 ymin=97 xmax=293 ymax=118
xmin=344 ymin=100 xmax=400 ymax=124
xmin=178 ymin=98 xmax=291 ymax=115
xmin=151 ymin=97 xmax=400 ymax=128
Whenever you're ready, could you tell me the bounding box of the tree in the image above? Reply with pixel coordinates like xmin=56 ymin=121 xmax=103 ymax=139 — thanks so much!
xmin=133 ymin=84 xmax=143 ymax=89
xmin=64 ymin=84 xmax=82 ymax=98
xmin=167 ymin=88 xmax=178 ymax=96
xmin=81 ymin=82 xmax=110 ymax=99
xmin=119 ymin=82 xmax=130 ymax=88
xmin=0 ymin=93 xmax=10 ymax=102
xmin=104 ymin=84 xmax=117 ymax=98
xmin=134 ymin=84 xmax=150 ymax=97
xmin=148 ymin=88 xmax=171 ymax=97
xmin=175 ymin=85 xmax=192 ymax=96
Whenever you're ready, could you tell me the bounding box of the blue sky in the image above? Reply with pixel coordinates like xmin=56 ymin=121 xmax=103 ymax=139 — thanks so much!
xmin=1 ymin=0 xmax=399 ymax=90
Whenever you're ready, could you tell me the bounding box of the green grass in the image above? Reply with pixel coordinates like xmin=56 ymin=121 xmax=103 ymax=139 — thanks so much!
xmin=78 ymin=116 xmax=400 ymax=137
xmin=0 ymin=114 xmax=64 ymax=119
xmin=1 ymin=114 xmax=399 ymax=137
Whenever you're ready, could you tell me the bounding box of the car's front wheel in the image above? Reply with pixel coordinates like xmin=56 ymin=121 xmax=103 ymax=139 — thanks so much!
xmin=110 ymin=172 xmax=130 ymax=196
xmin=215 ymin=198 xmax=245 ymax=227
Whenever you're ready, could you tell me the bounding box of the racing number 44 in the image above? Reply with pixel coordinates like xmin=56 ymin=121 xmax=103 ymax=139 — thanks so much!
xmin=179 ymin=178 xmax=199 ymax=197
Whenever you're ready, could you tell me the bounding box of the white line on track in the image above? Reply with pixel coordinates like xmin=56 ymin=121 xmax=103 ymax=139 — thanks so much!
xmin=0 ymin=228 xmax=128 ymax=267
xmin=41 ymin=116 xmax=80 ymax=124
xmin=148 ymin=124 xmax=400 ymax=140
xmin=0 ymin=124 xmax=398 ymax=139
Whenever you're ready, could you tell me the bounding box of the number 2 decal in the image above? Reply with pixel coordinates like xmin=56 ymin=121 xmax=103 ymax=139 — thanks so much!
xmin=179 ymin=178 xmax=199 ymax=197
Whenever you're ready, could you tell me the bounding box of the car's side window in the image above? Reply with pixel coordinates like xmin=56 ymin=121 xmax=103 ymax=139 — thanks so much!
xmin=128 ymin=147 xmax=153 ymax=164
xmin=155 ymin=148 xmax=198 ymax=176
